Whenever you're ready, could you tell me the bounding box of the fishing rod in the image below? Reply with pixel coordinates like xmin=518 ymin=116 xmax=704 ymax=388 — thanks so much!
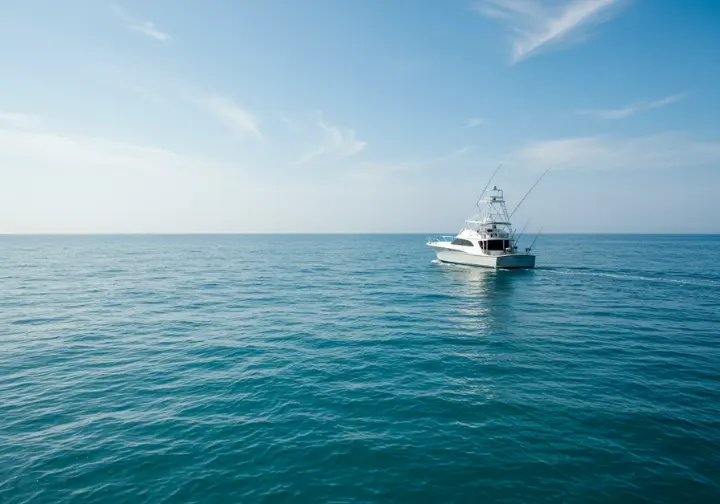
xmin=512 ymin=218 xmax=532 ymax=245
xmin=527 ymin=228 xmax=543 ymax=252
xmin=509 ymin=166 xmax=551 ymax=219
xmin=474 ymin=163 xmax=503 ymax=212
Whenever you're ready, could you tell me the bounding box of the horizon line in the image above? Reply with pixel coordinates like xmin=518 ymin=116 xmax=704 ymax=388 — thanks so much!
xmin=2 ymin=232 xmax=720 ymax=237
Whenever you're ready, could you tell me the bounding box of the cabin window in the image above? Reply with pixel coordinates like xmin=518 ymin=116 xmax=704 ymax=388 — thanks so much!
xmin=486 ymin=240 xmax=507 ymax=251
xmin=451 ymin=238 xmax=474 ymax=247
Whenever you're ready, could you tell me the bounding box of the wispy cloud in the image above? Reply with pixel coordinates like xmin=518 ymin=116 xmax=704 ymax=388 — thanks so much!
xmin=111 ymin=5 xmax=172 ymax=44
xmin=511 ymin=132 xmax=720 ymax=171
xmin=0 ymin=113 xmax=269 ymax=233
xmin=97 ymin=66 xmax=259 ymax=140
xmin=300 ymin=114 xmax=367 ymax=163
xmin=466 ymin=118 xmax=485 ymax=128
xmin=190 ymin=93 xmax=263 ymax=141
xmin=0 ymin=123 xmax=200 ymax=175
xmin=95 ymin=62 xmax=164 ymax=104
xmin=348 ymin=145 xmax=473 ymax=182
xmin=433 ymin=145 xmax=473 ymax=164
xmin=0 ymin=111 xmax=43 ymax=129
xmin=474 ymin=0 xmax=624 ymax=63
xmin=576 ymin=93 xmax=688 ymax=120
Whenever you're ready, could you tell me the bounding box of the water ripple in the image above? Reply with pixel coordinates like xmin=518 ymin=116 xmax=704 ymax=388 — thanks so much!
xmin=1 ymin=235 xmax=720 ymax=503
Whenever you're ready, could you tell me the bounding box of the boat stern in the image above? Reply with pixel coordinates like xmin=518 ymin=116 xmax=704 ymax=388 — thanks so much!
xmin=495 ymin=253 xmax=536 ymax=269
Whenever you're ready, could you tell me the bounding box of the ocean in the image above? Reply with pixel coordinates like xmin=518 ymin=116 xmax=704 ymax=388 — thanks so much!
xmin=2 ymin=234 xmax=719 ymax=503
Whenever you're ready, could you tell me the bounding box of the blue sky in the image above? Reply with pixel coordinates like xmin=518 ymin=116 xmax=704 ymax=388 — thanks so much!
xmin=1 ymin=0 xmax=720 ymax=233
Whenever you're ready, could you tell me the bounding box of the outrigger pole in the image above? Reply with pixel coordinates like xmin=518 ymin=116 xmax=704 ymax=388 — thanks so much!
xmin=509 ymin=167 xmax=551 ymax=219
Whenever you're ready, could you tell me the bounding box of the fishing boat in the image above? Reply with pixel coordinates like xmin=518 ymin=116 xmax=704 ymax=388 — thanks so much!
xmin=427 ymin=168 xmax=548 ymax=269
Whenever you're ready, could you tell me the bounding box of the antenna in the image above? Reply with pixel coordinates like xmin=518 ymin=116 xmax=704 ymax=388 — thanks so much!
xmin=475 ymin=163 xmax=502 ymax=211
xmin=509 ymin=167 xmax=551 ymax=219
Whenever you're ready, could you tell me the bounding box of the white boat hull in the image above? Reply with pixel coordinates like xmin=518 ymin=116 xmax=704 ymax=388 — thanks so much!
xmin=431 ymin=247 xmax=536 ymax=269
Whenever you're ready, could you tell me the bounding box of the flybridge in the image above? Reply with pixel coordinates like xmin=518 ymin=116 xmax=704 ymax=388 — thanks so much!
xmin=465 ymin=186 xmax=512 ymax=229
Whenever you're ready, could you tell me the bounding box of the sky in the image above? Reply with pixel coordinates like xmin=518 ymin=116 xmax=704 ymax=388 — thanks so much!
xmin=1 ymin=0 xmax=720 ymax=233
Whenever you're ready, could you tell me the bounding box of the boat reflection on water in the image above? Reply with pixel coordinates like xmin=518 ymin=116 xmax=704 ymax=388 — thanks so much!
xmin=433 ymin=260 xmax=534 ymax=333
xmin=435 ymin=259 xmax=526 ymax=294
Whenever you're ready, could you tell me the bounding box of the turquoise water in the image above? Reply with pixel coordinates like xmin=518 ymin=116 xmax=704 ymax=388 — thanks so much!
xmin=2 ymin=234 xmax=720 ymax=503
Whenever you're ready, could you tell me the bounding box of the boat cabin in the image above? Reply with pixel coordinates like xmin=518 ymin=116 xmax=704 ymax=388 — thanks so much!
xmin=480 ymin=238 xmax=512 ymax=252
xmin=477 ymin=223 xmax=514 ymax=253
xmin=448 ymin=222 xmax=515 ymax=254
